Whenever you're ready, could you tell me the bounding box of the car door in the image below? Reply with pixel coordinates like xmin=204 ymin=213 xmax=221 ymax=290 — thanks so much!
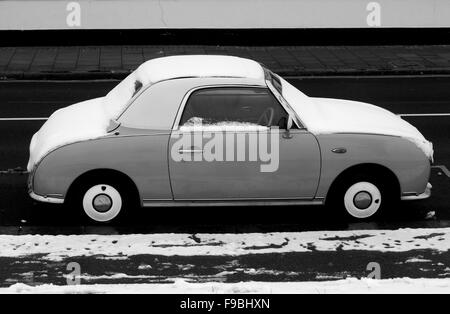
xmin=168 ymin=86 xmax=321 ymax=200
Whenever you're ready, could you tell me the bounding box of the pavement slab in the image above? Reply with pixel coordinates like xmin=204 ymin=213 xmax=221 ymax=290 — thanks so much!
xmin=1 ymin=45 xmax=450 ymax=80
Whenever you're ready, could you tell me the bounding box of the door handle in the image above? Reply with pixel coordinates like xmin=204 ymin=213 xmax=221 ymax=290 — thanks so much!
xmin=331 ymin=147 xmax=347 ymax=154
xmin=178 ymin=147 xmax=203 ymax=154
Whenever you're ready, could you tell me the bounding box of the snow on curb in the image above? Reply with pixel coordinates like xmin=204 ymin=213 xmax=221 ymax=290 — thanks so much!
xmin=2 ymin=278 xmax=450 ymax=294
xmin=0 ymin=228 xmax=449 ymax=261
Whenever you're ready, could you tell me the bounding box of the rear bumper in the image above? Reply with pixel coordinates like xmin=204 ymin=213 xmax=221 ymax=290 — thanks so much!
xmin=29 ymin=190 xmax=64 ymax=204
xmin=27 ymin=164 xmax=65 ymax=204
xmin=401 ymin=183 xmax=432 ymax=201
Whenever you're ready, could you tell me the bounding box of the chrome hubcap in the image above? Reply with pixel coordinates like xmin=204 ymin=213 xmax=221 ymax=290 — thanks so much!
xmin=92 ymin=193 xmax=113 ymax=213
xmin=344 ymin=182 xmax=382 ymax=219
xmin=353 ymin=191 xmax=373 ymax=209
xmin=83 ymin=184 xmax=122 ymax=222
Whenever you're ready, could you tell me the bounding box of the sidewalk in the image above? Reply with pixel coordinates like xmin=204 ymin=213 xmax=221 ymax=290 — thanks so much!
xmin=1 ymin=45 xmax=450 ymax=80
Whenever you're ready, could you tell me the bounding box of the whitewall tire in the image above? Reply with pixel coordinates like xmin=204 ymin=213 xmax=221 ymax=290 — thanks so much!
xmin=82 ymin=184 xmax=123 ymax=223
xmin=343 ymin=181 xmax=382 ymax=219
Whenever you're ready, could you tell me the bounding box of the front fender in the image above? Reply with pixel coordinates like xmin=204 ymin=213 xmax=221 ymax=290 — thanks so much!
xmin=315 ymin=133 xmax=431 ymax=199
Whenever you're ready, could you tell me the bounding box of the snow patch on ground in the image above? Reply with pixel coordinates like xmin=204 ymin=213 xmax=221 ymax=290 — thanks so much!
xmin=75 ymin=273 xmax=159 ymax=281
xmin=0 ymin=228 xmax=449 ymax=261
xmin=2 ymin=278 xmax=450 ymax=294
xmin=405 ymin=258 xmax=433 ymax=263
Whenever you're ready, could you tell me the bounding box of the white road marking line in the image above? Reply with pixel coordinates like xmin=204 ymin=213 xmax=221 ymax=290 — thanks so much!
xmin=399 ymin=113 xmax=450 ymax=117
xmin=6 ymin=101 xmax=68 ymax=104
xmin=0 ymin=118 xmax=48 ymax=121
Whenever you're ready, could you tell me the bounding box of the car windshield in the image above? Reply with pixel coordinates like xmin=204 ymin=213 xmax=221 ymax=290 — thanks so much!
xmin=262 ymin=66 xmax=313 ymax=129
xmin=103 ymin=70 xmax=149 ymax=119
xmin=263 ymin=67 xmax=282 ymax=94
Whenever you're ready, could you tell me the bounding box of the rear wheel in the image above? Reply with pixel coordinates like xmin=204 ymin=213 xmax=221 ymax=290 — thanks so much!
xmin=69 ymin=175 xmax=135 ymax=224
xmin=82 ymin=184 xmax=123 ymax=223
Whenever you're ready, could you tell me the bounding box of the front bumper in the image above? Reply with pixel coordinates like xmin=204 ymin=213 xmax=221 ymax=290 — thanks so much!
xmin=401 ymin=183 xmax=432 ymax=201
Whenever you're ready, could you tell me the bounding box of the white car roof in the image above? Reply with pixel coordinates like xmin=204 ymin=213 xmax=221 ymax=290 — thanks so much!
xmin=104 ymin=56 xmax=267 ymax=120
xmin=136 ymin=55 xmax=266 ymax=85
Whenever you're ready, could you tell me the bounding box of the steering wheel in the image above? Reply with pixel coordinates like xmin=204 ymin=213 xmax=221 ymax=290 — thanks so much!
xmin=257 ymin=107 xmax=274 ymax=127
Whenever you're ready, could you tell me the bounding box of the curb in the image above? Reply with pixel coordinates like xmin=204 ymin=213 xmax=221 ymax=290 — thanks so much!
xmin=2 ymin=69 xmax=450 ymax=80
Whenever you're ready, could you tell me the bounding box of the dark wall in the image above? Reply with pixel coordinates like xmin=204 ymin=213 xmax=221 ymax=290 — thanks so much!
xmin=1 ymin=28 xmax=450 ymax=47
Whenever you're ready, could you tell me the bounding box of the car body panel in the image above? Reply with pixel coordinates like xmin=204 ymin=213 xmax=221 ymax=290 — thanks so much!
xmin=28 ymin=65 xmax=433 ymax=208
xmin=315 ymin=133 xmax=431 ymax=199
xmin=32 ymin=131 xmax=173 ymax=203
xmin=31 ymin=77 xmax=268 ymax=203
xmin=32 ymin=129 xmax=431 ymax=205
xmin=168 ymin=129 xmax=321 ymax=200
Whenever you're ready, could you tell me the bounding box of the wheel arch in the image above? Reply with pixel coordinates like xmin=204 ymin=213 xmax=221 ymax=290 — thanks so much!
xmin=65 ymin=168 xmax=141 ymax=206
xmin=325 ymin=163 xmax=401 ymax=204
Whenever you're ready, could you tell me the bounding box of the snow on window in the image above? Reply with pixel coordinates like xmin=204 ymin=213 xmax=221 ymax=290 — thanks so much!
xmin=180 ymin=117 xmax=267 ymax=131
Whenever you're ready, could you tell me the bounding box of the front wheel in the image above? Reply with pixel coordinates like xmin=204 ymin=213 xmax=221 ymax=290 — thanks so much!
xmin=343 ymin=181 xmax=382 ymax=219
xmin=328 ymin=174 xmax=393 ymax=220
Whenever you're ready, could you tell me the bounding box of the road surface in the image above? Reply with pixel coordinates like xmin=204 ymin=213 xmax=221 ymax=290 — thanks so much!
xmin=0 ymin=76 xmax=449 ymax=287
xmin=0 ymin=76 xmax=448 ymax=231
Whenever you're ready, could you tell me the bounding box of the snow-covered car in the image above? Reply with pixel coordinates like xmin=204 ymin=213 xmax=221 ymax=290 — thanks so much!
xmin=27 ymin=55 xmax=433 ymax=223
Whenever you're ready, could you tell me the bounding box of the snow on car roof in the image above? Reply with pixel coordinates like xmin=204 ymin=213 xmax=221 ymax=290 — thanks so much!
xmin=104 ymin=55 xmax=266 ymax=119
xmin=137 ymin=55 xmax=265 ymax=84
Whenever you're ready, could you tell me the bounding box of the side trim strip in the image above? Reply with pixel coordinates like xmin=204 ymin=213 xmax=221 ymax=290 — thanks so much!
xmin=143 ymin=198 xmax=324 ymax=207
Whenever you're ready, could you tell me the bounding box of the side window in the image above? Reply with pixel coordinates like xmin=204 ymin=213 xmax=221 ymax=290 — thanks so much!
xmin=179 ymin=87 xmax=291 ymax=129
xmin=119 ymin=79 xmax=190 ymax=130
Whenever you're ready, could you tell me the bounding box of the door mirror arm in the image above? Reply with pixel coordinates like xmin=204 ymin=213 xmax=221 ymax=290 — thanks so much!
xmin=283 ymin=115 xmax=294 ymax=139
xmin=287 ymin=115 xmax=293 ymax=130
xmin=107 ymin=119 xmax=121 ymax=133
